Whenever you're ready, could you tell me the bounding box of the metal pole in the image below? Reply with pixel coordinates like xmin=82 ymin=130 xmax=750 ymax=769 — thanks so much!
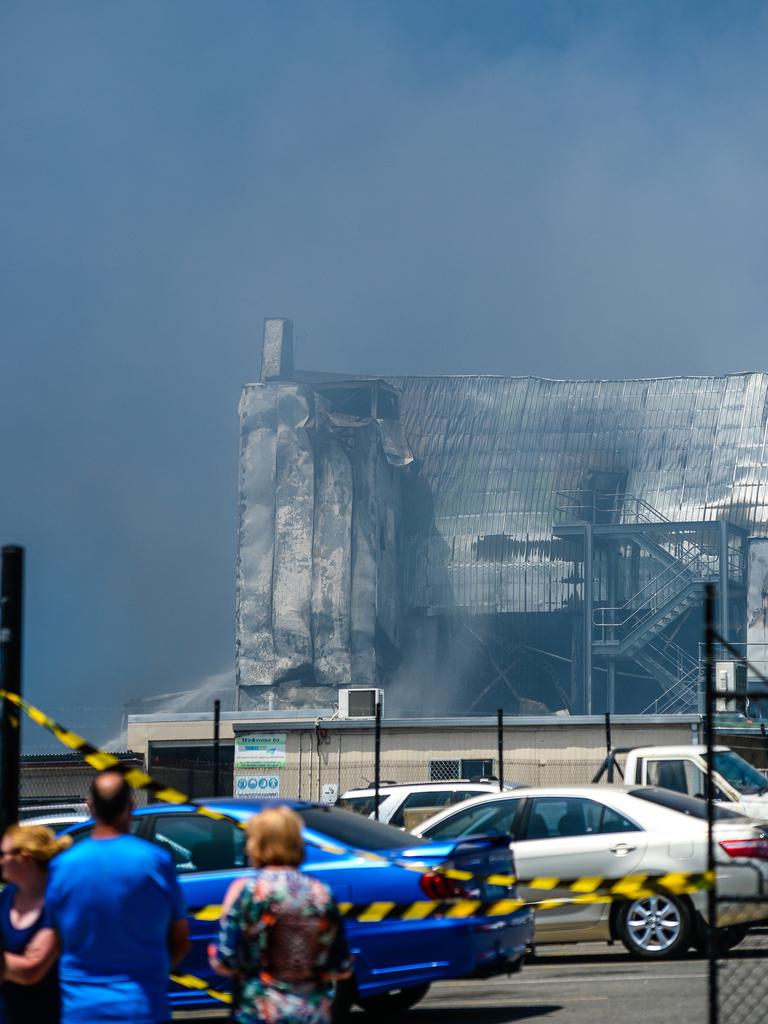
xmin=719 ymin=521 xmax=729 ymax=643
xmin=298 ymin=731 xmax=303 ymax=800
xmin=704 ymin=582 xmax=718 ymax=1024
xmin=0 ymin=547 xmax=23 ymax=836
xmin=497 ymin=707 xmax=504 ymax=791
xmin=606 ymin=544 xmax=617 ymax=713
xmin=212 ymin=698 xmax=221 ymax=797
xmin=374 ymin=701 xmax=381 ymax=820
xmin=761 ymin=723 xmax=768 ymax=763
xmin=605 ymin=712 xmax=613 ymax=783
xmin=584 ymin=524 xmax=594 ymax=714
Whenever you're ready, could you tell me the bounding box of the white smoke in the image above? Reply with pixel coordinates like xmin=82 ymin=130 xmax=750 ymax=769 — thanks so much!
xmin=102 ymin=666 xmax=236 ymax=751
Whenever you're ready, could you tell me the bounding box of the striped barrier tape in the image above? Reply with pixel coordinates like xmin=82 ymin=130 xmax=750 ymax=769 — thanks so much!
xmin=164 ymin=865 xmax=713 ymax=1005
xmin=189 ymin=870 xmax=714 ymax=924
xmin=0 ymin=690 xmax=229 ymax=821
xmin=0 ymin=689 xmax=512 ymax=882
xmin=170 ymin=973 xmax=232 ymax=1004
xmin=0 ymin=690 xmax=715 ymax=1004
xmin=0 ymin=690 xmax=716 ymax=909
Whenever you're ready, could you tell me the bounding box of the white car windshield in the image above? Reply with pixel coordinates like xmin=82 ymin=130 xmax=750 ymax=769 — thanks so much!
xmin=710 ymin=751 xmax=768 ymax=795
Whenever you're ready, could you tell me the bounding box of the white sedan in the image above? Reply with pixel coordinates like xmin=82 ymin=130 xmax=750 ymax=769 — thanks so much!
xmin=413 ymin=784 xmax=768 ymax=959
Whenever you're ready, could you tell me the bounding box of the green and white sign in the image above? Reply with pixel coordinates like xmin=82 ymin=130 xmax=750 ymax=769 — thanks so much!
xmin=235 ymin=733 xmax=287 ymax=769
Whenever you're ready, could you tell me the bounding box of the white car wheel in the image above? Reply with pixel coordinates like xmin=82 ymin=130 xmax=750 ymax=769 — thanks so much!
xmin=618 ymin=894 xmax=692 ymax=959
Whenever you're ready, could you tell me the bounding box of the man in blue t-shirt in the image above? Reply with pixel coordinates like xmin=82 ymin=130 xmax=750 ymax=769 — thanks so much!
xmin=41 ymin=770 xmax=190 ymax=1024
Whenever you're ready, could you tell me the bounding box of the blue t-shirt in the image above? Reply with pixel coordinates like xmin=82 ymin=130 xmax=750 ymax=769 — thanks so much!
xmin=0 ymin=884 xmax=60 ymax=1024
xmin=45 ymin=834 xmax=186 ymax=1024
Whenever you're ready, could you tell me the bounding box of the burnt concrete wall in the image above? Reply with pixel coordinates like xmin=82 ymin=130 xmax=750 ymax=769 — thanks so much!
xmin=236 ymin=380 xmax=409 ymax=708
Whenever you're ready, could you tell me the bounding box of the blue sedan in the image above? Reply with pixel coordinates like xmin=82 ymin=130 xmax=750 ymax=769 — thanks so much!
xmin=66 ymin=798 xmax=533 ymax=1016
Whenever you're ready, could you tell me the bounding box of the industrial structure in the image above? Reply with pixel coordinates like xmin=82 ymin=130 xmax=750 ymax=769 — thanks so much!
xmin=236 ymin=318 xmax=768 ymax=717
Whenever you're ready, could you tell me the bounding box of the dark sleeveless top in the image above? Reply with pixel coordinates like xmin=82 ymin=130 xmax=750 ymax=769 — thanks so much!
xmin=0 ymin=884 xmax=60 ymax=1024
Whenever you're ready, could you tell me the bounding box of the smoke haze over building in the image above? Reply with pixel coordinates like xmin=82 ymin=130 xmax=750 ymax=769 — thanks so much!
xmin=3 ymin=1 xmax=768 ymax=745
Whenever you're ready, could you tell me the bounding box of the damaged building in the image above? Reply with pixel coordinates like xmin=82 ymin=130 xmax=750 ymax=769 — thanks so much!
xmin=236 ymin=318 xmax=768 ymax=717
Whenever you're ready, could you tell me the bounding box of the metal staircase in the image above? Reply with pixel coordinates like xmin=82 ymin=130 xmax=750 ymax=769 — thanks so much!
xmin=636 ymin=639 xmax=700 ymax=714
xmin=592 ymin=547 xmax=719 ymax=657
xmin=553 ymin=489 xmax=746 ymax=714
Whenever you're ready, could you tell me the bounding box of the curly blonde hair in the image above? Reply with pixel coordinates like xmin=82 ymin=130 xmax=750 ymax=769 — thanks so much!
xmin=5 ymin=824 xmax=72 ymax=868
xmin=246 ymin=807 xmax=304 ymax=868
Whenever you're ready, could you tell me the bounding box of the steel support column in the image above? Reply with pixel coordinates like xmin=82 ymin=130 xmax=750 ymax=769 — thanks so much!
xmin=719 ymin=520 xmax=729 ymax=642
xmin=584 ymin=524 xmax=593 ymax=714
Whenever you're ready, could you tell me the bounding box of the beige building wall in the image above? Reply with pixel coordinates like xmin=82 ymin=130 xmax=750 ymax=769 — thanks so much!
xmin=128 ymin=713 xmax=700 ymax=802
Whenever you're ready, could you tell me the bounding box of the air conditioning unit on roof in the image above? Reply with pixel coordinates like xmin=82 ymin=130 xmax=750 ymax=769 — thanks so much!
xmin=337 ymin=688 xmax=384 ymax=719
xmin=716 ymin=661 xmax=747 ymax=712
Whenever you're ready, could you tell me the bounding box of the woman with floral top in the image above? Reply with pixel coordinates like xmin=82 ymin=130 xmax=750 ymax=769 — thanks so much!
xmin=209 ymin=807 xmax=353 ymax=1024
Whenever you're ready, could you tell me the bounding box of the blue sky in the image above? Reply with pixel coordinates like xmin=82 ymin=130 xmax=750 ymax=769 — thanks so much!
xmin=2 ymin=1 xmax=768 ymax=746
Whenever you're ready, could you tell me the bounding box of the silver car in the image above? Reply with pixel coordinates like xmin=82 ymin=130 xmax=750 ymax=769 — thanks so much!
xmin=413 ymin=785 xmax=768 ymax=959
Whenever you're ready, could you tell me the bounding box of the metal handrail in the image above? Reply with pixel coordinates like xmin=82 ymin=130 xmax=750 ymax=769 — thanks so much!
xmin=644 ymin=681 xmax=699 ymax=715
xmin=639 ymin=661 xmax=700 ymax=715
xmin=593 ymin=546 xmax=717 ymax=635
xmin=643 ymin=637 xmax=699 ymax=678
xmin=642 ymin=655 xmax=701 ymax=713
xmin=555 ymin=490 xmax=672 ymax=525
xmin=554 ymin=490 xmax=725 ymax=565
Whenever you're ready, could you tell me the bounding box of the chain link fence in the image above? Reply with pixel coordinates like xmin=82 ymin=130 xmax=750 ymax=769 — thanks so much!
xmin=234 ymin=748 xmax=610 ymax=804
xmin=717 ymin=925 xmax=768 ymax=1022
xmin=711 ymin=710 xmax=768 ymax=1024
xmin=704 ymin=587 xmax=768 ymax=1024
xmin=19 ymin=753 xmax=148 ymax=814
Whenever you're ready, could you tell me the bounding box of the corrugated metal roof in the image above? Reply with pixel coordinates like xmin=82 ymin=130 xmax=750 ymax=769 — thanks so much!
xmin=389 ymin=373 xmax=768 ymax=616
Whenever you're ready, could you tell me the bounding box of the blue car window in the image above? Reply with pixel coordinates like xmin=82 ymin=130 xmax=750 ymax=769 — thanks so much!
xmin=67 ymin=818 xmax=143 ymax=844
xmin=298 ymin=806 xmax=420 ymax=850
xmin=147 ymin=814 xmax=246 ymax=873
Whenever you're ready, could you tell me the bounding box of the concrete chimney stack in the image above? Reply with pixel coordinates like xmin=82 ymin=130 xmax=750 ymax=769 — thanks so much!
xmin=260 ymin=318 xmax=294 ymax=382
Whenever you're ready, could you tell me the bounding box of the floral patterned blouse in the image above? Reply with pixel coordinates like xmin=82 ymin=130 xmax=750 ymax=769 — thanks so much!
xmin=215 ymin=868 xmax=353 ymax=1024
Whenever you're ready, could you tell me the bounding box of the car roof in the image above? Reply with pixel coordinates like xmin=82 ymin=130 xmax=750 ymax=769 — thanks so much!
xmin=23 ymin=813 xmax=88 ymax=826
xmin=627 ymin=745 xmax=728 ymax=756
xmin=408 ymin=784 xmax=657 ymax=807
xmin=341 ymin=782 xmax=511 ymax=796
xmin=121 ymin=798 xmax=326 ymax=821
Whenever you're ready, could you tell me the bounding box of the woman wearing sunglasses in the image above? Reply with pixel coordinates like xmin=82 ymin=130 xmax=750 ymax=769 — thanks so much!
xmin=0 ymin=824 xmax=71 ymax=1024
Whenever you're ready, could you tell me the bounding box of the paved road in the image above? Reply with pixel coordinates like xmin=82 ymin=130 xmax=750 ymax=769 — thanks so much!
xmin=397 ymin=943 xmax=707 ymax=1024
xmin=174 ymin=941 xmax=708 ymax=1024
xmin=174 ymin=934 xmax=768 ymax=1024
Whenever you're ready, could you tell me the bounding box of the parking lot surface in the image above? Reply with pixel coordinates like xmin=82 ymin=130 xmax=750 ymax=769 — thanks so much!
xmin=174 ymin=938 xmax=714 ymax=1024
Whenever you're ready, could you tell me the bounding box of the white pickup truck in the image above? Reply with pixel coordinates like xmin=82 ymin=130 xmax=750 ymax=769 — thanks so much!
xmin=595 ymin=745 xmax=768 ymax=820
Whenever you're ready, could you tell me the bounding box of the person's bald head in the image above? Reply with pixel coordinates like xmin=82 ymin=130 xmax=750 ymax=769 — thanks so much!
xmin=89 ymin=770 xmax=132 ymax=828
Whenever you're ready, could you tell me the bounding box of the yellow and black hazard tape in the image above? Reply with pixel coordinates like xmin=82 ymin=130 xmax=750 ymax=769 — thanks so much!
xmin=0 ymin=690 xmax=716 ymax=910
xmin=0 ymin=689 xmax=511 ymax=881
xmin=0 ymin=689 xmax=717 ymax=1005
xmin=189 ymin=870 xmax=714 ymax=925
xmin=170 ymin=973 xmax=232 ymax=1004
xmin=0 ymin=690 xmax=230 ymax=822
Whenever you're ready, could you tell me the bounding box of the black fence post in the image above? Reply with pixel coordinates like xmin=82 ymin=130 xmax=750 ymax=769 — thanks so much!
xmin=374 ymin=701 xmax=382 ymax=821
xmin=212 ymin=698 xmax=221 ymax=797
xmin=704 ymin=582 xmax=718 ymax=1024
xmin=497 ymin=708 xmax=504 ymax=791
xmin=0 ymin=546 xmax=24 ymax=836
xmin=604 ymin=712 xmax=613 ymax=783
